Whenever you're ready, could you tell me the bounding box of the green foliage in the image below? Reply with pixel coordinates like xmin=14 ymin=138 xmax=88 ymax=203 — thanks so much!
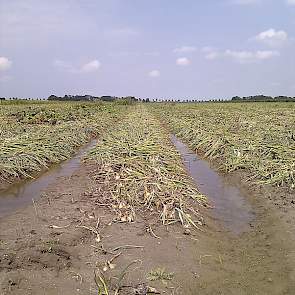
xmin=148 ymin=268 xmax=174 ymax=284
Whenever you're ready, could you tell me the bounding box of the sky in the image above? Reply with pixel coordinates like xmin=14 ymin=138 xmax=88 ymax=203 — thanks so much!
xmin=0 ymin=0 xmax=295 ymax=100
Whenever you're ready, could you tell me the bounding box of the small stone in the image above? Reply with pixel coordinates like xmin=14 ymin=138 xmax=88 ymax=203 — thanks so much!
xmin=184 ymin=229 xmax=191 ymax=235
xmin=267 ymin=277 xmax=273 ymax=283
xmin=8 ymin=279 xmax=17 ymax=286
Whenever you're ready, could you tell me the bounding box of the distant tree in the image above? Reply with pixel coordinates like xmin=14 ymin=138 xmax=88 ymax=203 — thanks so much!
xmin=232 ymin=96 xmax=241 ymax=101
xmin=48 ymin=95 xmax=59 ymax=101
xmin=274 ymin=96 xmax=295 ymax=102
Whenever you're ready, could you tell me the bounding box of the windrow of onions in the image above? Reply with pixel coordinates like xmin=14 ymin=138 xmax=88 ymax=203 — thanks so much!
xmin=86 ymin=105 xmax=206 ymax=228
xmin=150 ymin=102 xmax=295 ymax=189
xmin=0 ymin=102 xmax=122 ymax=182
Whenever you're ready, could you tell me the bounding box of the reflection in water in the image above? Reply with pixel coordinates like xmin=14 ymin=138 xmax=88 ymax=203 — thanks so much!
xmin=171 ymin=135 xmax=254 ymax=234
xmin=0 ymin=139 xmax=97 ymax=218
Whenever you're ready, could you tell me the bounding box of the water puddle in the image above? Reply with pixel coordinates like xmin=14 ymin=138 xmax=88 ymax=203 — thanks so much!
xmin=0 ymin=139 xmax=97 ymax=218
xmin=171 ymin=135 xmax=254 ymax=234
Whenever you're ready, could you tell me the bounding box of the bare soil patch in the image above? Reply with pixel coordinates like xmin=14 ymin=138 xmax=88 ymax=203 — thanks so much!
xmin=0 ymin=163 xmax=295 ymax=294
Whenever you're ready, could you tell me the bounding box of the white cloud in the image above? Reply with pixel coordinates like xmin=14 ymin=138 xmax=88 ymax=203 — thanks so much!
xmin=202 ymin=46 xmax=280 ymax=63
xmin=173 ymin=46 xmax=197 ymax=53
xmin=225 ymin=49 xmax=279 ymax=63
xmin=286 ymin=0 xmax=295 ymax=6
xmin=81 ymin=60 xmax=101 ymax=73
xmin=255 ymin=50 xmax=280 ymax=59
xmin=254 ymin=28 xmax=288 ymax=47
xmin=54 ymin=59 xmax=101 ymax=73
xmin=225 ymin=50 xmax=253 ymax=63
xmin=205 ymin=51 xmax=220 ymax=60
xmin=202 ymin=47 xmax=220 ymax=60
xmin=176 ymin=57 xmax=191 ymax=66
xmin=0 ymin=57 xmax=12 ymax=71
xmin=148 ymin=70 xmax=160 ymax=78
xmin=202 ymin=46 xmax=215 ymax=52
xmin=231 ymin=0 xmax=261 ymax=5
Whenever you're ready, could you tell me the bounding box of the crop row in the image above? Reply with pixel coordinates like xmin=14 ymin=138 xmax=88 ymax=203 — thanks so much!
xmin=87 ymin=105 xmax=206 ymax=227
xmin=151 ymin=103 xmax=295 ymax=189
xmin=0 ymin=102 xmax=122 ymax=182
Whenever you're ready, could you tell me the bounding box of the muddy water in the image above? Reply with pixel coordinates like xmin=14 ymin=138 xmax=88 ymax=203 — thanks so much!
xmin=0 ymin=139 xmax=97 ymax=218
xmin=171 ymin=135 xmax=254 ymax=234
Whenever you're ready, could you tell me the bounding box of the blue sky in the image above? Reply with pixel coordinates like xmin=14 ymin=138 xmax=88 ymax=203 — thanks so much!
xmin=0 ymin=0 xmax=295 ymax=100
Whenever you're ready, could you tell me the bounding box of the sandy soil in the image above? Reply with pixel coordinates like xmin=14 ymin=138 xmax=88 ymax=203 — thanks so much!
xmin=1 ymin=162 xmax=295 ymax=295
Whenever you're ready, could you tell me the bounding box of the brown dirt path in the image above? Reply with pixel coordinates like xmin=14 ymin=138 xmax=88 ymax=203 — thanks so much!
xmin=0 ymin=162 xmax=295 ymax=294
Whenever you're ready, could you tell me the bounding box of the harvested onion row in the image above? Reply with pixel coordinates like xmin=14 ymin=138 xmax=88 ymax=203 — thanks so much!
xmin=150 ymin=103 xmax=295 ymax=189
xmin=86 ymin=105 xmax=206 ymax=228
xmin=0 ymin=102 xmax=123 ymax=181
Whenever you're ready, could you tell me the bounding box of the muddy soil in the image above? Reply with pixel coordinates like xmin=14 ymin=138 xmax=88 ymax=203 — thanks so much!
xmin=0 ymin=139 xmax=98 ymax=218
xmin=0 ymin=156 xmax=295 ymax=295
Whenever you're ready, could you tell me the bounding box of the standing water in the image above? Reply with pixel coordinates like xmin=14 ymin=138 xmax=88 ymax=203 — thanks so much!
xmin=0 ymin=139 xmax=97 ymax=218
xmin=171 ymin=135 xmax=254 ymax=234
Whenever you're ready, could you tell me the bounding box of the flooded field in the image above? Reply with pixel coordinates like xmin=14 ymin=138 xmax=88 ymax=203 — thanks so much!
xmin=2 ymin=0 xmax=295 ymax=292
xmin=171 ymin=135 xmax=255 ymax=234
xmin=0 ymin=139 xmax=97 ymax=218
xmin=0 ymin=102 xmax=294 ymax=294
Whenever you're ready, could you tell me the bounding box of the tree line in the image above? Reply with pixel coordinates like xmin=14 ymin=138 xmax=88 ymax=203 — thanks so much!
xmin=1 ymin=94 xmax=294 ymax=103
xmin=231 ymin=95 xmax=295 ymax=102
xmin=47 ymin=95 xmax=139 ymax=102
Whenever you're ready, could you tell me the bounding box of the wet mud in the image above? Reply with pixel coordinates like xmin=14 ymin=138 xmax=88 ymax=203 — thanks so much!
xmin=171 ymin=135 xmax=255 ymax=234
xmin=0 ymin=141 xmax=295 ymax=294
xmin=0 ymin=139 xmax=97 ymax=218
